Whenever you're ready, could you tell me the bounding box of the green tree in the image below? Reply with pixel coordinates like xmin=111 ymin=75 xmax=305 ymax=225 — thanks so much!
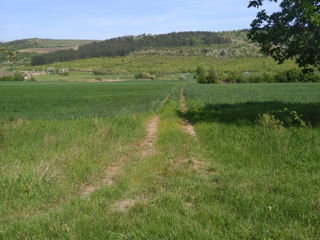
xmin=248 ymin=0 xmax=320 ymax=70
xmin=195 ymin=66 xmax=207 ymax=83
xmin=207 ymin=67 xmax=218 ymax=83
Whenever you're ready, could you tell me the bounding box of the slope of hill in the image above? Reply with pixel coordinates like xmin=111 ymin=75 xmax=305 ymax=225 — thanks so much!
xmin=0 ymin=38 xmax=96 ymax=51
xmin=30 ymin=31 xmax=234 ymax=65
xmin=130 ymin=30 xmax=261 ymax=58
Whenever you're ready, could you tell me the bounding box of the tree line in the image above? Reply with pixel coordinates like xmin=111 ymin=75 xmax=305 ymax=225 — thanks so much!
xmin=31 ymin=32 xmax=232 ymax=65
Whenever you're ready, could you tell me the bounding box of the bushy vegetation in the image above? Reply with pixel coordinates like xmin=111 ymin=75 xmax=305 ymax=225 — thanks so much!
xmin=195 ymin=66 xmax=218 ymax=83
xmin=135 ymin=72 xmax=155 ymax=79
xmin=274 ymin=68 xmax=320 ymax=83
xmin=0 ymin=72 xmax=24 ymax=81
xmin=31 ymin=32 xmax=232 ymax=65
xmin=201 ymin=68 xmax=320 ymax=83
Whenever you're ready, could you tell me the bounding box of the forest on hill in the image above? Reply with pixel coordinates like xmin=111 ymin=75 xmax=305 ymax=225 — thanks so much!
xmin=31 ymin=32 xmax=232 ymax=65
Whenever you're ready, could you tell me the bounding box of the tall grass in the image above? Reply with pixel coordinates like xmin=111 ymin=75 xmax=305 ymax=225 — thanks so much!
xmin=1 ymin=82 xmax=319 ymax=239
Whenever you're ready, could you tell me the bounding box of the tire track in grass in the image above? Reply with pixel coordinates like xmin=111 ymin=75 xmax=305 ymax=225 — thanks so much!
xmin=179 ymin=87 xmax=209 ymax=174
xmin=180 ymin=87 xmax=197 ymax=138
xmin=139 ymin=115 xmax=159 ymax=157
xmin=81 ymin=116 xmax=160 ymax=197
xmin=110 ymin=92 xmax=174 ymax=211
xmin=81 ymin=91 xmax=172 ymax=197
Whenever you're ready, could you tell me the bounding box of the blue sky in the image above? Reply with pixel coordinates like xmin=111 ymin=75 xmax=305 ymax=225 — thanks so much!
xmin=0 ymin=0 xmax=279 ymax=42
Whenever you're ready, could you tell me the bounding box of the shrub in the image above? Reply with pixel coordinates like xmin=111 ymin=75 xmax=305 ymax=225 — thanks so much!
xmin=275 ymin=68 xmax=320 ymax=83
xmin=258 ymin=108 xmax=307 ymax=128
xmin=275 ymin=68 xmax=302 ymax=82
xmin=247 ymin=73 xmax=274 ymax=83
xmin=225 ymin=71 xmax=245 ymax=83
xmin=274 ymin=108 xmax=307 ymax=127
xmin=207 ymin=67 xmax=218 ymax=83
xmin=302 ymin=73 xmax=320 ymax=82
xmin=135 ymin=72 xmax=154 ymax=79
xmin=262 ymin=72 xmax=274 ymax=83
xmin=14 ymin=72 xmax=24 ymax=81
xmin=256 ymin=113 xmax=284 ymax=132
xmin=0 ymin=73 xmax=24 ymax=81
xmin=0 ymin=76 xmax=13 ymax=81
xmin=195 ymin=66 xmax=207 ymax=83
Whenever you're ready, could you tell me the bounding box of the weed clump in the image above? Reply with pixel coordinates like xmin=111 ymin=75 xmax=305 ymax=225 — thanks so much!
xmin=256 ymin=113 xmax=284 ymax=132
xmin=257 ymin=108 xmax=307 ymax=129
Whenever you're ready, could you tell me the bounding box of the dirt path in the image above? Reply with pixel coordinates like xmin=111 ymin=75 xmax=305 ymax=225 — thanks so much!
xmin=180 ymin=87 xmax=197 ymax=138
xmin=81 ymin=89 xmax=170 ymax=197
xmin=81 ymin=115 xmax=160 ymax=197
xmin=139 ymin=115 xmax=160 ymax=156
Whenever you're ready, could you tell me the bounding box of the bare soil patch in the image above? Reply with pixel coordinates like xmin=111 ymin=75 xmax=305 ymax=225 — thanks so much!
xmin=112 ymin=198 xmax=139 ymax=212
xmin=82 ymin=165 xmax=121 ymax=197
xmin=139 ymin=116 xmax=160 ymax=156
xmin=180 ymin=87 xmax=197 ymax=138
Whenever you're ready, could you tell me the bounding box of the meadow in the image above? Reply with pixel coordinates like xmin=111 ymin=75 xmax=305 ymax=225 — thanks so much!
xmin=24 ymin=55 xmax=297 ymax=75
xmin=0 ymin=80 xmax=319 ymax=239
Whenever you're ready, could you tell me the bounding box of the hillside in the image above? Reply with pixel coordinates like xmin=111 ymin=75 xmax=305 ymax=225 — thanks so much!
xmin=30 ymin=31 xmax=235 ymax=65
xmin=0 ymin=38 xmax=96 ymax=51
xmin=0 ymin=30 xmax=262 ymax=67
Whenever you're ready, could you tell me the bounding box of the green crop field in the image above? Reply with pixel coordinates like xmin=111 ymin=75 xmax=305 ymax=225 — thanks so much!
xmin=0 ymin=81 xmax=319 ymax=239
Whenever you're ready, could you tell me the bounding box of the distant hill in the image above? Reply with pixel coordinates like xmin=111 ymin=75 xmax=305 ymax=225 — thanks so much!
xmin=0 ymin=38 xmax=96 ymax=50
xmin=0 ymin=38 xmax=97 ymax=53
xmin=30 ymin=32 xmax=234 ymax=66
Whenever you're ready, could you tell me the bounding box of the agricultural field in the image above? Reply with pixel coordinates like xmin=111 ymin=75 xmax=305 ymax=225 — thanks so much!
xmin=0 ymin=80 xmax=319 ymax=239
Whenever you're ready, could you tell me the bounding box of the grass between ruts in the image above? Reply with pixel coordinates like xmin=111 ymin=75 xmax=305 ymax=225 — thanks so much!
xmin=0 ymin=81 xmax=319 ymax=239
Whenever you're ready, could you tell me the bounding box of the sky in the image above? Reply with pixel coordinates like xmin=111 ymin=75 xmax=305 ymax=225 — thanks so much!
xmin=0 ymin=0 xmax=279 ymax=42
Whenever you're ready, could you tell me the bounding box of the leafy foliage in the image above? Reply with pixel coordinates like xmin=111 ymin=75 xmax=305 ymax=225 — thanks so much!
xmin=222 ymin=68 xmax=320 ymax=83
xmin=195 ymin=66 xmax=219 ymax=84
xmin=248 ymin=0 xmax=320 ymax=69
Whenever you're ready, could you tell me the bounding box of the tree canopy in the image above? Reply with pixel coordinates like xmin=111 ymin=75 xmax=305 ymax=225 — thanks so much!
xmin=248 ymin=0 xmax=320 ymax=70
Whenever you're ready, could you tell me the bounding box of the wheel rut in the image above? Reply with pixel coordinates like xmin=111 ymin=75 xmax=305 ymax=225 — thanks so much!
xmin=180 ymin=87 xmax=197 ymax=138
xmin=81 ymin=91 xmax=170 ymax=197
